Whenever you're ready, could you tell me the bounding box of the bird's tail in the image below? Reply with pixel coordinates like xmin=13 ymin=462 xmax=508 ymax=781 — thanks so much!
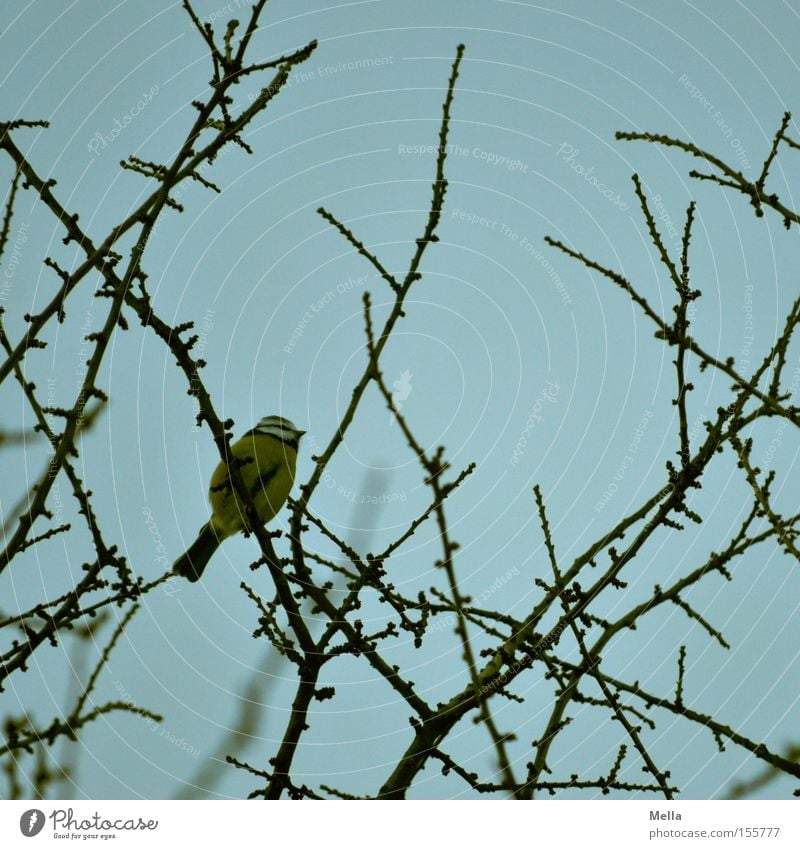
xmin=173 ymin=522 xmax=221 ymax=582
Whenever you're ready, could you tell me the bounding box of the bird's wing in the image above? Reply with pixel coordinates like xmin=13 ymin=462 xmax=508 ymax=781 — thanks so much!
xmin=250 ymin=462 xmax=279 ymax=496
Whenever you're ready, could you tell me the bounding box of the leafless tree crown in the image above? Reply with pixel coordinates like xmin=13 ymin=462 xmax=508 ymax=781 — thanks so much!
xmin=1 ymin=1 xmax=799 ymax=800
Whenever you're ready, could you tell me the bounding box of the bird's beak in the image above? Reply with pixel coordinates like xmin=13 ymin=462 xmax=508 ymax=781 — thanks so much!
xmin=297 ymin=430 xmax=307 ymax=437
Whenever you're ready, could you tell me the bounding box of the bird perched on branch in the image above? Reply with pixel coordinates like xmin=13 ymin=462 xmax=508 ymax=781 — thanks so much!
xmin=173 ymin=415 xmax=305 ymax=582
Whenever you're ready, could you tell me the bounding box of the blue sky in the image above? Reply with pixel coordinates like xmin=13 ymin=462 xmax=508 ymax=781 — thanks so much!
xmin=1 ymin=0 xmax=799 ymax=799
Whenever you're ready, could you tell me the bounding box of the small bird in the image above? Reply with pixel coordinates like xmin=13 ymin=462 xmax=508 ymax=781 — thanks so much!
xmin=173 ymin=415 xmax=305 ymax=582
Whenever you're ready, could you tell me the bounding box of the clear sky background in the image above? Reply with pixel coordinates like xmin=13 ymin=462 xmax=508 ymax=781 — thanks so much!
xmin=1 ymin=0 xmax=799 ymax=799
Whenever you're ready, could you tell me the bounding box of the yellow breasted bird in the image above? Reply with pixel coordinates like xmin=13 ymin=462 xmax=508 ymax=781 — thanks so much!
xmin=173 ymin=415 xmax=305 ymax=581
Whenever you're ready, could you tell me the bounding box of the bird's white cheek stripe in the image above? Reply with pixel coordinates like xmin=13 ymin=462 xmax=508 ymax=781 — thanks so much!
xmin=257 ymin=427 xmax=297 ymax=443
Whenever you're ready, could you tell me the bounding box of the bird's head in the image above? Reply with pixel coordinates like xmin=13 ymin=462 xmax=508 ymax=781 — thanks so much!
xmin=253 ymin=415 xmax=306 ymax=448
